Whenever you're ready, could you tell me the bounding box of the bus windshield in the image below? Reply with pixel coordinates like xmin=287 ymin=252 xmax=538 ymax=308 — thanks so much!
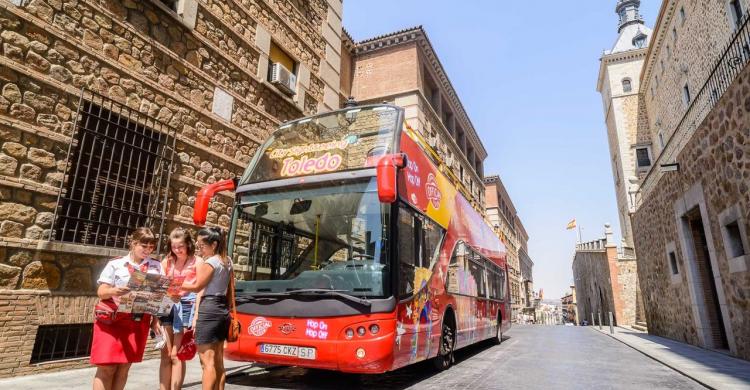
xmin=239 ymin=105 xmax=400 ymax=185
xmin=234 ymin=179 xmax=390 ymax=298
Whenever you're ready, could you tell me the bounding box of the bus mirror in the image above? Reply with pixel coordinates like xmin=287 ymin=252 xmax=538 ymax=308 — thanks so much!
xmin=290 ymin=199 xmax=312 ymax=215
xmin=193 ymin=178 xmax=237 ymax=226
xmin=376 ymin=154 xmax=406 ymax=203
xmin=253 ymin=203 xmax=268 ymax=218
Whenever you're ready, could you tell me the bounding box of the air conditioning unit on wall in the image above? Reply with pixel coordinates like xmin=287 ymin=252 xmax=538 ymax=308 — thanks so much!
xmin=270 ymin=63 xmax=297 ymax=95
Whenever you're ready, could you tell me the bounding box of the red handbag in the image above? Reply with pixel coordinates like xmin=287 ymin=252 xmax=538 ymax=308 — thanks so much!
xmin=177 ymin=329 xmax=196 ymax=361
xmin=94 ymin=298 xmax=122 ymax=325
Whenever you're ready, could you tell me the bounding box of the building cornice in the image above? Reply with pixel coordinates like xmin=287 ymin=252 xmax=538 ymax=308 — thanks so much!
xmin=640 ymin=0 xmax=677 ymax=87
xmin=597 ymin=47 xmax=648 ymax=92
xmin=483 ymin=174 xmax=518 ymax=216
xmin=353 ymin=26 xmax=488 ymax=160
xmin=341 ymin=27 xmax=355 ymax=52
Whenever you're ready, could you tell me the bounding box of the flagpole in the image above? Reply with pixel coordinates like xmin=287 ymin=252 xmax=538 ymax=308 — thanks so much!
xmin=577 ymin=224 xmax=582 ymax=244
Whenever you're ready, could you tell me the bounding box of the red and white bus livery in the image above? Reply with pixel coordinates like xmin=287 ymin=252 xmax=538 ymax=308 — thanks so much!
xmin=193 ymin=104 xmax=510 ymax=373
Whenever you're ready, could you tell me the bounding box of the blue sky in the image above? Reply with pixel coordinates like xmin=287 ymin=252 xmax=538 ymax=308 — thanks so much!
xmin=344 ymin=1 xmax=661 ymax=299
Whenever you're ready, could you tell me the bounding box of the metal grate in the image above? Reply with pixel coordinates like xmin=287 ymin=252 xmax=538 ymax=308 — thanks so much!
xmin=30 ymin=324 xmax=94 ymax=364
xmin=51 ymin=90 xmax=176 ymax=251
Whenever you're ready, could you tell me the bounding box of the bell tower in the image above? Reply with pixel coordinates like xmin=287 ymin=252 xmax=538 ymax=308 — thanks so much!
xmin=616 ymin=0 xmax=645 ymax=32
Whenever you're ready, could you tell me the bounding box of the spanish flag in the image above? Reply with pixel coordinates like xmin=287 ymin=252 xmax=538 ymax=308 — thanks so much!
xmin=566 ymin=218 xmax=576 ymax=230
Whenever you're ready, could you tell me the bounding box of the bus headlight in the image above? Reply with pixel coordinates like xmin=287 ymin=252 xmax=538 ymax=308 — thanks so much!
xmin=369 ymin=324 xmax=380 ymax=335
xmin=357 ymin=326 xmax=366 ymax=337
xmin=345 ymin=328 xmax=354 ymax=339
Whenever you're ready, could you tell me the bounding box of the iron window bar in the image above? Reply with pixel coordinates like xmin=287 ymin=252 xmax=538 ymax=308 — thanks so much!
xmin=30 ymin=324 xmax=94 ymax=364
xmin=50 ymin=89 xmax=177 ymax=254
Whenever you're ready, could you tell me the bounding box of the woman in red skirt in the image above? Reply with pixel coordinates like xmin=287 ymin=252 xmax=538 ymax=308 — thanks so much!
xmin=91 ymin=227 xmax=163 ymax=390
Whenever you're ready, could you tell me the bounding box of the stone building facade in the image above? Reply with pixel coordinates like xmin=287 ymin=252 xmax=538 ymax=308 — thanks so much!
xmin=631 ymin=0 xmax=750 ymax=360
xmin=0 ymin=0 xmax=342 ymax=377
xmin=519 ymin=245 xmax=535 ymax=318
xmin=561 ymin=286 xmax=577 ymax=325
xmin=342 ymin=26 xmax=487 ymax=210
xmin=597 ymin=0 xmax=653 ymax=249
xmin=572 ymin=224 xmax=638 ymax=327
xmin=483 ymin=174 xmax=532 ymax=322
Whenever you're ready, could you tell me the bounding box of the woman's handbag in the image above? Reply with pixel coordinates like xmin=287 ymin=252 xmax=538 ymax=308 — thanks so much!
xmin=176 ymin=329 xmax=196 ymax=361
xmin=227 ymin=269 xmax=241 ymax=342
xmin=94 ymin=298 xmax=122 ymax=325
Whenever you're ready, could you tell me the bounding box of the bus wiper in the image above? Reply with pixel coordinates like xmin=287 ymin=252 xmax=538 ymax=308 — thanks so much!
xmin=287 ymin=289 xmax=372 ymax=307
xmin=234 ymin=292 xmax=290 ymax=303
xmin=236 ymin=289 xmax=372 ymax=307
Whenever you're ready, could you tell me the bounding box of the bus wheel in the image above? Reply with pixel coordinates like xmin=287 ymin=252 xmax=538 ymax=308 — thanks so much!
xmin=433 ymin=318 xmax=455 ymax=371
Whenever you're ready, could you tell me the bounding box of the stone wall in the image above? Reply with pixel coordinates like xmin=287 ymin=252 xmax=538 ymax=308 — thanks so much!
xmin=642 ymin=0 xmax=737 ymax=149
xmin=572 ymin=226 xmax=638 ymax=327
xmin=632 ymin=59 xmax=750 ymax=361
xmin=0 ymin=0 xmax=339 ymax=377
xmin=572 ymin=245 xmax=616 ymax=326
xmin=616 ymin=258 xmax=638 ymax=325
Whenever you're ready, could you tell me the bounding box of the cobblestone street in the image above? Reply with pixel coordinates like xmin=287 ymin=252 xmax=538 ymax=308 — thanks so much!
xmin=189 ymin=325 xmax=704 ymax=390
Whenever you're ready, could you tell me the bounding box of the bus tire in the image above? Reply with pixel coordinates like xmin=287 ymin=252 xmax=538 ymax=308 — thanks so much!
xmin=433 ymin=313 xmax=455 ymax=371
xmin=493 ymin=312 xmax=503 ymax=345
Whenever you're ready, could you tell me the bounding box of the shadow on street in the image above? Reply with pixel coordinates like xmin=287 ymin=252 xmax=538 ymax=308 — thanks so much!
xmin=222 ymin=336 xmax=510 ymax=390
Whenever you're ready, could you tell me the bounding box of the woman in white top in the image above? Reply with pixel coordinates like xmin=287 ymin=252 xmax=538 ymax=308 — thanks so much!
xmin=182 ymin=226 xmax=232 ymax=390
xmin=91 ymin=227 xmax=163 ymax=390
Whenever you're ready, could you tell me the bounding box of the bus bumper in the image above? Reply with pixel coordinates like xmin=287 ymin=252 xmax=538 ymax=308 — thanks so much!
xmin=224 ymin=315 xmax=396 ymax=374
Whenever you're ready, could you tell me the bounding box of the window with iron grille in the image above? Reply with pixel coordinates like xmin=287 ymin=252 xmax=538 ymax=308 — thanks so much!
xmin=30 ymin=324 xmax=94 ymax=364
xmin=635 ymin=147 xmax=651 ymax=168
xmin=52 ymin=91 xmax=176 ymax=250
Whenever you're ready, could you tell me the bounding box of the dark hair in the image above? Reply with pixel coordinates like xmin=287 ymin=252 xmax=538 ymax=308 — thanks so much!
xmin=167 ymin=227 xmax=195 ymax=260
xmin=129 ymin=227 xmax=157 ymax=248
xmin=197 ymin=226 xmax=227 ymax=261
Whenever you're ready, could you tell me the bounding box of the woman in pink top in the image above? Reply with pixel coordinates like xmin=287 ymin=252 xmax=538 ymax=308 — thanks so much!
xmin=158 ymin=228 xmax=199 ymax=390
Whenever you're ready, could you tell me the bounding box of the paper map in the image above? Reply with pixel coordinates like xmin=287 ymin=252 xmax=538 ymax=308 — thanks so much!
xmin=117 ymin=270 xmax=185 ymax=315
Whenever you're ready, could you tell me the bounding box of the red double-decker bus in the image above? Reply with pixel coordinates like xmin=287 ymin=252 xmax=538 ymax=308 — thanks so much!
xmin=193 ymin=104 xmax=509 ymax=373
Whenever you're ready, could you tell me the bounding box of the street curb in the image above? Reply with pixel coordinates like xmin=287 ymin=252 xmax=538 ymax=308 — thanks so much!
xmin=589 ymin=327 xmax=713 ymax=390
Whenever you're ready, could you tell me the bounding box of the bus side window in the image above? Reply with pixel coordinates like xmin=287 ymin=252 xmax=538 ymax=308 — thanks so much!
xmin=422 ymin=217 xmax=444 ymax=269
xmin=446 ymin=241 xmax=465 ymax=294
xmin=398 ymin=207 xmax=416 ymax=297
xmin=498 ymin=268 xmax=506 ymax=301
xmin=468 ymin=254 xmax=486 ymax=298
xmin=486 ymin=262 xmax=497 ymax=300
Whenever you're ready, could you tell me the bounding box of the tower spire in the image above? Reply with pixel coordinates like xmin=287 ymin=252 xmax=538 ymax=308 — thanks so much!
xmin=616 ymin=0 xmax=645 ymax=33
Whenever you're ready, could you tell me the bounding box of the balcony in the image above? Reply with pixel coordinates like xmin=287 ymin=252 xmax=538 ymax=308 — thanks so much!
xmin=637 ymin=12 xmax=750 ymax=204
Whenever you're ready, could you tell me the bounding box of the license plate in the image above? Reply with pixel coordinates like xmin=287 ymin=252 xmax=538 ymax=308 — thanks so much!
xmin=259 ymin=343 xmax=316 ymax=360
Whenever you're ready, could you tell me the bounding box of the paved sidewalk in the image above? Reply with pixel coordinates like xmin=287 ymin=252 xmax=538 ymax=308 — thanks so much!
xmin=592 ymin=325 xmax=750 ymax=389
xmin=0 ymin=357 xmax=256 ymax=390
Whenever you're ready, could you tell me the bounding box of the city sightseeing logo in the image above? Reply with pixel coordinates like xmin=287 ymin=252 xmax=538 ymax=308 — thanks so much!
xmin=425 ymin=173 xmax=441 ymax=209
xmin=249 ymin=317 xmax=272 ymax=337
